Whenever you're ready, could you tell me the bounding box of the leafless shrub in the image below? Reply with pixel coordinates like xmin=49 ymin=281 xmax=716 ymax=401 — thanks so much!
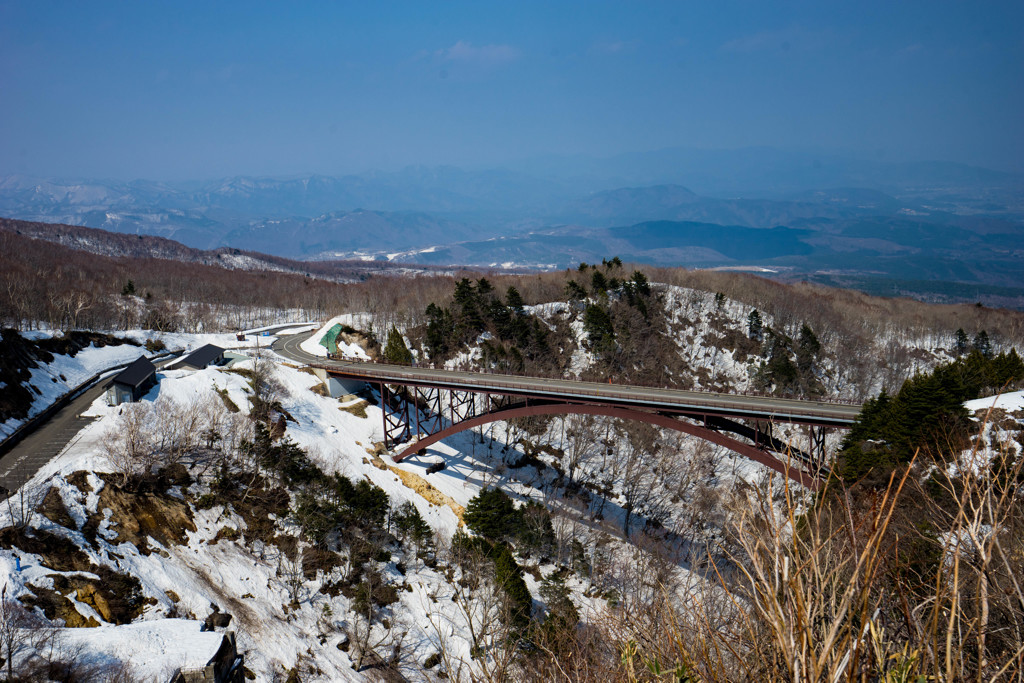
xmin=0 ymin=586 xmax=60 ymax=680
xmin=584 ymin=417 xmax=1024 ymax=682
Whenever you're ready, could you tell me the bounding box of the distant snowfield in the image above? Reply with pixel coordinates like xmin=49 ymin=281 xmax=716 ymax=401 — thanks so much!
xmin=965 ymin=390 xmax=1024 ymax=414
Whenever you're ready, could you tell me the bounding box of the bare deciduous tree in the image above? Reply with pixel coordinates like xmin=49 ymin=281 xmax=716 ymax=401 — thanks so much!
xmin=0 ymin=586 xmax=59 ymax=679
xmin=102 ymin=402 xmax=157 ymax=488
xmin=561 ymin=413 xmax=600 ymax=483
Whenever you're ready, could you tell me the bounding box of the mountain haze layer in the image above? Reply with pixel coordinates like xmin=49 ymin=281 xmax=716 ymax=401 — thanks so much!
xmin=2 ymin=148 xmax=1022 ymax=306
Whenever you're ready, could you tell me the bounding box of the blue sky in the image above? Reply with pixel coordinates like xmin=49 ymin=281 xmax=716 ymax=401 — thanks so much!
xmin=1 ymin=1 xmax=1021 ymax=179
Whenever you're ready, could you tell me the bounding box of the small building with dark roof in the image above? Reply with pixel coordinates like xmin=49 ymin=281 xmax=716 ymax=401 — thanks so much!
xmin=106 ymin=356 xmax=157 ymax=405
xmin=176 ymin=344 xmax=225 ymax=371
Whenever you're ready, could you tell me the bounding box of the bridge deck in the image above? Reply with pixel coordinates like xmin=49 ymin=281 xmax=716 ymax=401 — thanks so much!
xmin=274 ymin=332 xmax=860 ymax=426
xmin=312 ymin=360 xmax=859 ymax=425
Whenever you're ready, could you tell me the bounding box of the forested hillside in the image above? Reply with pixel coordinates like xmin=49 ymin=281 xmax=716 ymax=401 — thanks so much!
xmin=1 ymin=220 xmax=1023 ymax=680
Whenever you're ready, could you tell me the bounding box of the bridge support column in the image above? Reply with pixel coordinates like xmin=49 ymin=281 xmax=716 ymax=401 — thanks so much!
xmin=808 ymin=425 xmax=829 ymax=469
xmin=413 ymin=387 xmax=443 ymax=440
xmin=380 ymin=382 xmax=411 ymax=449
xmin=449 ymin=390 xmax=477 ymax=425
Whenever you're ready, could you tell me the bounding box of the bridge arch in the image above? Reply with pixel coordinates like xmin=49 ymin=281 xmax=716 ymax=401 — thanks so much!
xmin=392 ymin=402 xmax=823 ymax=489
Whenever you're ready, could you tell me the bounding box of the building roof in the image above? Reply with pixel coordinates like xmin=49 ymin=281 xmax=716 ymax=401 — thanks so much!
xmin=180 ymin=344 xmax=224 ymax=369
xmin=110 ymin=356 xmax=156 ymax=389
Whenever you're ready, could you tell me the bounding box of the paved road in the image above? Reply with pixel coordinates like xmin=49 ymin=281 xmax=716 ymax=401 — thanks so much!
xmin=273 ymin=333 xmax=862 ymax=426
xmin=0 ymin=381 xmax=107 ymax=495
xmin=0 ymin=323 xmax=313 ymax=496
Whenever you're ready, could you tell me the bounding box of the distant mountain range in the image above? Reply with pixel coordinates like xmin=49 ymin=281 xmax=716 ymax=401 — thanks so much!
xmin=557 ymin=185 xmax=930 ymax=227
xmin=3 ymin=149 xmax=1021 ymax=258
xmin=1 ymin=148 xmax=1022 ymax=305
xmin=506 ymin=146 xmax=1022 ymax=196
xmin=4 ymin=213 xmax=1023 ymax=309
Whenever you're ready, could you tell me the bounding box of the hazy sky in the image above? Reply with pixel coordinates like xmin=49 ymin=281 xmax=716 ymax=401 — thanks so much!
xmin=2 ymin=1 xmax=1022 ymax=180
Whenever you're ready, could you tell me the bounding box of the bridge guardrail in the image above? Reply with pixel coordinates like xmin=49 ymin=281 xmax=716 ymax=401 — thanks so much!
xmin=312 ymin=358 xmax=860 ymax=424
xmin=323 ymin=352 xmax=862 ymax=408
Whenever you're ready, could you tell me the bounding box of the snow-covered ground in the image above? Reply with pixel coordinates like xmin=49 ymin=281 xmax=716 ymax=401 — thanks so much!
xmin=300 ymin=315 xmax=373 ymax=359
xmin=59 ymin=619 xmax=228 ymax=680
xmin=965 ymin=390 xmax=1024 ymax=414
xmin=3 ymin=289 xmax=1018 ymax=679
xmin=2 ymin=322 xmax=763 ymax=679
xmin=0 ymin=333 xmax=580 ymax=677
xmin=0 ymin=324 xmax=319 ymax=441
xmin=0 ymin=341 xmax=149 ymax=439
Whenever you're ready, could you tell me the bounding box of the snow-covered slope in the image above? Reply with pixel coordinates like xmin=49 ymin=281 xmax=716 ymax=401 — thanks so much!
xmin=0 ymin=334 xmax=633 ymax=678
xmin=1 ymin=288 xmax=1019 ymax=679
xmin=965 ymin=390 xmax=1024 ymax=414
xmin=301 ymin=315 xmax=374 ymax=359
xmin=0 ymin=336 xmax=149 ymax=439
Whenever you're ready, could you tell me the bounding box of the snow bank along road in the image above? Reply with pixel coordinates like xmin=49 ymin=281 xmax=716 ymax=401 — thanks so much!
xmin=0 ymin=325 xmax=311 ymax=498
xmin=273 ymin=333 xmax=863 ymax=427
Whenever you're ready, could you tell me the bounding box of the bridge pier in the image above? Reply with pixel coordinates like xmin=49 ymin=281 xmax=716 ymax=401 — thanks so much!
xmin=379 ymin=382 xmax=411 ymax=447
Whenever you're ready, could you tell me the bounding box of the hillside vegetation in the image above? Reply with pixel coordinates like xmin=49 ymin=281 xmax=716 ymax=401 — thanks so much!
xmin=1 ymin=221 xmax=1023 ymax=680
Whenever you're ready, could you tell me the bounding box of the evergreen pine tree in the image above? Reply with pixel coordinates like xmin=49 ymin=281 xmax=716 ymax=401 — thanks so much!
xmin=991 ymin=349 xmax=1024 ymax=388
xmin=383 ymin=326 xmax=413 ymax=365
xmin=505 ymin=286 xmax=525 ymax=315
xmin=392 ymin=501 xmax=432 ymax=551
xmin=424 ymin=303 xmax=453 ymax=359
xmin=583 ymin=304 xmax=614 ymax=346
xmin=476 ymin=277 xmax=494 ymax=297
xmin=796 ymin=323 xmax=821 ymax=373
xmin=747 ymin=310 xmax=763 ymax=340
xmin=464 ymin=488 xmax=520 ymax=542
xmin=491 ymin=542 xmax=532 ymax=636
xmin=564 ymin=280 xmax=587 ymax=301
xmin=954 ymin=328 xmax=970 ymax=355
xmin=629 ymin=271 xmax=651 ymax=296
xmin=453 ymin=278 xmax=483 ymax=337
xmin=539 ymin=573 xmax=579 ymax=634
xmin=763 ymin=334 xmax=798 ymax=391
xmin=973 ymin=330 xmax=993 ymax=358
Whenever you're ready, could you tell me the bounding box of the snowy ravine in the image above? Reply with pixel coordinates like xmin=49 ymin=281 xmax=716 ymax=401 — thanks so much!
xmin=1 ymin=328 xmax=654 ymax=680
xmin=1 ymin=290 xmax=1018 ymax=680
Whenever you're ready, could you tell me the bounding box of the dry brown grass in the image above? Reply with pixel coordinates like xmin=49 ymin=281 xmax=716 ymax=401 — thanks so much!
xmin=594 ymin=422 xmax=1024 ymax=682
xmin=364 ymin=450 xmax=466 ymax=523
xmin=339 ymin=399 xmax=369 ymax=418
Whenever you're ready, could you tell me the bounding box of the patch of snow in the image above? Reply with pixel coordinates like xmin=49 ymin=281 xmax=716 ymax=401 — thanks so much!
xmin=301 ymin=315 xmax=373 ymax=359
xmin=965 ymin=390 xmax=1024 ymax=414
xmin=59 ymin=619 xmax=227 ymax=680
xmin=0 ymin=339 xmax=153 ymax=439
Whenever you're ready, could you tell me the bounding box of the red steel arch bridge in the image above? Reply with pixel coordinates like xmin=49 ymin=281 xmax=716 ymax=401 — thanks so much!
xmin=274 ymin=334 xmax=861 ymax=490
